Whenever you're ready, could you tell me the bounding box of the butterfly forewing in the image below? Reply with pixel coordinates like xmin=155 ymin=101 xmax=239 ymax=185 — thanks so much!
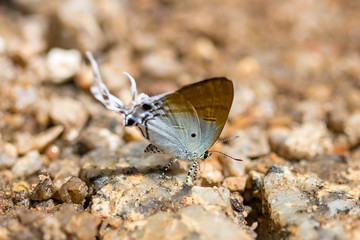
xmin=144 ymin=92 xmax=202 ymax=159
xmin=176 ymin=78 xmax=234 ymax=153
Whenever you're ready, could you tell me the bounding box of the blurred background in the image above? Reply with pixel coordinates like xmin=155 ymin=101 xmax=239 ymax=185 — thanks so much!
xmin=1 ymin=0 xmax=360 ymax=239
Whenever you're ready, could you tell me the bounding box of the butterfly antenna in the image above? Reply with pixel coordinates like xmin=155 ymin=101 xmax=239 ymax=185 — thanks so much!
xmin=123 ymin=72 xmax=138 ymax=103
xmin=86 ymin=51 xmax=126 ymax=110
xmin=215 ymin=136 xmax=239 ymax=145
xmin=208 ymin=150 xmax=243 ymax=161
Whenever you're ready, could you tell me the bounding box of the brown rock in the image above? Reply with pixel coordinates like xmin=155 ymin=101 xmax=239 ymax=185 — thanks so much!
xmin=57 ymin=177 xmax=88 ymax=204
xmin=30 ymin=174 xmax=55 ymax=201
xmin=222 ymin=176 xmax=247 ymax=192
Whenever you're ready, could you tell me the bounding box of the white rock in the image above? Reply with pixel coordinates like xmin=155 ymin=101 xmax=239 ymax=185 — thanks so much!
xmin=279 ymin=122 xmax=333 ymax=160
xmin=0 ymin=35 xmax=6 ymax=54
xmin=47 ymin=48 xmax=81 ymax=83
xmin=12 ymin=150 xmax=43 ymax=178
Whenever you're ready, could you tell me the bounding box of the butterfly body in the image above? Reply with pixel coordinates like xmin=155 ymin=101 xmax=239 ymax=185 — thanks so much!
xmin=87 ymin=52 xmax=234 ymax=179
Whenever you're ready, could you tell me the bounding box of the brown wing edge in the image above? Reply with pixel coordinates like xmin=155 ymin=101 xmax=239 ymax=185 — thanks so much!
xmin=176 ymin=77 xmax=234 ymax=147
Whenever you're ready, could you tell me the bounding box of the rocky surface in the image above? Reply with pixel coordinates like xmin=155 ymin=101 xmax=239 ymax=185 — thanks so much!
xmin=0 ymin=0 xmax=360 ymax=239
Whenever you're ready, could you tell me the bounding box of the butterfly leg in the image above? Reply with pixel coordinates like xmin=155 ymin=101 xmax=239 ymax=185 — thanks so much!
xmin=186 ymin=160 xmax=199 ymax=183
xmin=160 ymin=158 xmax=176 ymax=179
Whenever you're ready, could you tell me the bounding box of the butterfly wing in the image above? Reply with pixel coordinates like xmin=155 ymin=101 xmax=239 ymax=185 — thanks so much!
xmin=176 ymin=78 xmax=234 ymax=154
xmin=142 ymin=92 xmax=202 ymax=160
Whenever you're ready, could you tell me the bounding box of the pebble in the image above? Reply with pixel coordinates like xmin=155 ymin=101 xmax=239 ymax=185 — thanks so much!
xmin=222 ymin=176 xmax=247 ymax=192
xmin=12 ymin=181 xmax=30 ymax=205
xmin=0 ymin=35 xmax=6 ymax=54
xmin=189 ymin=37 xmax=218 ymax=61
xmin=45 ymin=144 xmax=61 ymax=160
xmin=50 ymin=97 xmax=88 ymax=141
xmin=37 ymin=216 xmax=66 ymax=240
xmin=67 ymin=212 xmax=101 ymax=240
xmin=48 ymin=158 xmax=80 ymax=179
xmin=46 ymin=48 xmax=82 ymax=83
xmin=261 ymin=164 xmax=360 ymax=239
xmin=16 ymin=125 xmax=64 ymax=155
xmin=198 ymin=158 xmax=224 ymax=185
xmin=57 ymin=177 xmax=88 ymax=204
xmin=30 ymin=174 xmax=55 ymax=201
xmin=227 ymin=126 xmax=270 ymax=158
xmin=137 ymin=205 xmax=254 ymax=240
xmin=141 ymin=48 xmax=181 ymax=78
xmin=54 ymin=0 xmax=104 ymax=52
xmin=276 ymin=122 xmax=333 ymax=160
xmin=344 ymin=111 xmax=360 ymax=147
xmin=0 ymin=142 xmax=17 ymax=169
xmin=79 ymin=126 xmax=123 ymax=151
xmin=11 ymin=150 xmax=43 ymax=178
xmin=327 ymin=100 xmax=348 ymax=133
xmin=235 ymin=56 xmax=260 ymax=78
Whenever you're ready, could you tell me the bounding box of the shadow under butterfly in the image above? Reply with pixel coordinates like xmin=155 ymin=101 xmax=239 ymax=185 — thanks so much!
xmin=86 ymin=51 xmax=241 ymax=183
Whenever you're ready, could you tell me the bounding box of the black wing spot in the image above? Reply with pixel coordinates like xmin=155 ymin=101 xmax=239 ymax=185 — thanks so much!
xmin=191 ymin=133 xmax=196 ymax=138
xmin=126 ymin=118 xmax=135 ymax=126
xmin=142 ymin=104 xmax=152 ymax=110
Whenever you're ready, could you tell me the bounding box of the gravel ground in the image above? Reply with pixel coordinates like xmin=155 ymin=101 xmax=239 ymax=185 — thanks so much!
xmin=1 ymin=1 xmax=360 ymax=239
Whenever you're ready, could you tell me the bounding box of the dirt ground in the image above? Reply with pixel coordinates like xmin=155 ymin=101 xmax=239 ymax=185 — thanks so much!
xmin=1 ymin=0 xmax=360 ymax=239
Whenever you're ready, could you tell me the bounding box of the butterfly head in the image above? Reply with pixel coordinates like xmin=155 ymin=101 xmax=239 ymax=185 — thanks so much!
xmin=201 ymin=151 xmax=212 ymax=161
xmin=87 ymin=51 xmax=158 ymax=126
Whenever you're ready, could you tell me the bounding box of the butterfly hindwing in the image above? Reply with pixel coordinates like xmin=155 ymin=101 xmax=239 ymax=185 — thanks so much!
xmin=176 ymin=78 xmax=234 ymax=154
xmin=141 ymin=92 xmax=202 ymax=160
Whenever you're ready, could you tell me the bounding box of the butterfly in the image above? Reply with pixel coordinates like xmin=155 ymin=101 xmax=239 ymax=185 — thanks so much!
xmin=86 ymin=51 xmax=235 ymax=182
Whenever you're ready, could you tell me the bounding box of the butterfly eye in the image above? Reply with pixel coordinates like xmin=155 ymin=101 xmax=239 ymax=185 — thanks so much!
xmin=191 ymin=133 xmax=196 ymax=138
xmin=142 ymin=104 xmax=152 ymax=110
xmin=126 ymin=118 xmax=136 ymax=126
xmin=202 ymin=151 xmax=212 ymax=160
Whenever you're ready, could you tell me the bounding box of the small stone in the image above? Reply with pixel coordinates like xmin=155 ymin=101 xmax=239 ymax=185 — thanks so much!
xmin=75 ymin=65 xmax=93 ymax=90
xmin=12 ymin=150 xmax=43 ymax=178
xmin=50 ymin=97 xmax=89 ymax=141
xmin=198 ymin=157 xmax=224 ymax=185
xmin=30 ymin=174 xmax=56 ymax=201
xmin=57 ymin=177 xmax=88 ymax=204
xmin=261 ymin=164 xmax=360 ymax=239
xmin=53 ymin=172 xmax=73 ymax=191
xmin=236 ymin=56 xmax=260 ymax=78
xmin=45 ymin=144 xmax=61 ymax=160
xmin=222 ymin=176 xmax=247 ymax=192
xmin=0 ymin=198 xmax=14 ymax=216
xmin=190 ymin=37 xmax=218 ymax=61
xmin=227 ymin=126 xmax=270 ymax=158
xmin=35 ymin=199 xmax=56 ymax=211
xmin=0 ymin=227 xmax=9 ymax=240
xmin=16 ymin=125 xmax=64 ymax=155
xmin=107 ymin=217 xmax=123 ymax=228
xmin=0 ymin=35 xmax=6 ymax=54
xmin=0 ymin=142 xmax=17 ymax=169
xmin=305 ymin=83 xmax=332 ymax=101
xmin=67 ymin=212 xmax=101 ymax=240
xmin=277 ymin=122 xmax=333 ymax=160
xmin=38 ymin=215 xmax=66 ymax=240
xmin=268 ymin=127 xmax=290 ymax=152
xmin=141 ymin=48 xmax=180 ymax=78
xmin=344 ymin=111 xmax=360 ymax=147
xmin=52 ymin=0 xmax=104 ymax=52
xmin=48 ymin=158 xmax=80 ymax=179
xmin=186 ymin=186 xmax=232 ymax=210
xmin=12 ymin=181 xmax=30 ymax=194
xmin=12 ymin=181 xmax=30 ymax=203
xmin=297 ymin=100 xmax=327 ymax=122
xmin=47 ymin=48 xmax=82 ymax=83
xmin=79 ymin=126 xmax=123 ymax=151
xmin=327 ymin=100 xmax=348 ymax=133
